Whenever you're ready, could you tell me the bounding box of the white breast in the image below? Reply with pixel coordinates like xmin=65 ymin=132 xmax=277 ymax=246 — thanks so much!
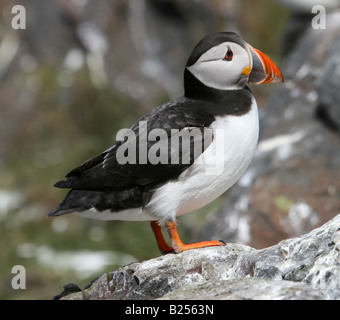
xmin=146 ymin=97 xmax=259 ymax=223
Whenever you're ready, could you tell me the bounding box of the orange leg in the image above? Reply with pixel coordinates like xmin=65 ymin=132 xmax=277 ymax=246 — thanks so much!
xmin=150 ymin=220 xmax=225 ymax=254
xmin=150 ymin=221 xmax=174 ymax=254
xmin=165 ymin=221 xmax=225 ymax=253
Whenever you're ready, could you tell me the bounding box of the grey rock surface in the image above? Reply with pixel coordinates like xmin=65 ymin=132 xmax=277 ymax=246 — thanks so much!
xmin=160 ymin=278 xmax=325 ymax=300
xmin=317 ymin=35 xmax=340 ymax=132
xmin=60 ymin=213 xmax=340 ymax=300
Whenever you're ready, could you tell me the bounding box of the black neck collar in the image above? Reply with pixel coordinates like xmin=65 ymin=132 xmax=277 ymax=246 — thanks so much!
xmin=183 ymin=68 xmax=253 ymax=116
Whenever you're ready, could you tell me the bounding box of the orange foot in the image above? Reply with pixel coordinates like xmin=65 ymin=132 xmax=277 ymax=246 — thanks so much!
xmin=150 ymin=220 xmax=225 ymax=254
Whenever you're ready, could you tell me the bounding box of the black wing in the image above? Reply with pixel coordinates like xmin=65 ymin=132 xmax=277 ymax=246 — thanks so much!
xmin=53 ymin=97 xmax=216 ymax=191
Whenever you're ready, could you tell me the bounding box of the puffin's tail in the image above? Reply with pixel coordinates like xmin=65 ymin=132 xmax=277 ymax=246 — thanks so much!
xmin=47 ymin=207 xmax=75 ymax=217
xmin=47 ymin=189 xmax=78 ymax=217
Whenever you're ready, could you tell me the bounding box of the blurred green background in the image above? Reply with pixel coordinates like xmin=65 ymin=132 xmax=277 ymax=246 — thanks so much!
xmin=0 ymin=0 xmax=289 ymax=299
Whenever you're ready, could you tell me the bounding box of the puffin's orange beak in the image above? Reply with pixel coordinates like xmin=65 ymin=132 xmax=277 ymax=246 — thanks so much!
xmin=248 ymin=46 xmax=284 ymax=84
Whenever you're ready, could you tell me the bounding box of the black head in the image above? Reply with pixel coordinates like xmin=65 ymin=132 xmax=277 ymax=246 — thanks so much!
xmin=186 ymin=32 xmax=247 ymax=68
xmin=184 ymin=32 xmax=283 ymax=99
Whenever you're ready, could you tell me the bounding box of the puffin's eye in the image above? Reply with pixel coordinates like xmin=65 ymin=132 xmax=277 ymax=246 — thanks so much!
xmin=224 ymin=48 xmax=233 ymax=61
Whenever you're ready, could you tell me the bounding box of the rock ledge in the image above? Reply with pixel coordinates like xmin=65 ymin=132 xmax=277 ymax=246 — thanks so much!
xmin=59 ymin=214 xmax=340 ymax=300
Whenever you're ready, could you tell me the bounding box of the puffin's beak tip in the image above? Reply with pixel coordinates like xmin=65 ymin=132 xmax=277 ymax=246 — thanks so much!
xmin=248 ymin=46 xmax=284 ymax=85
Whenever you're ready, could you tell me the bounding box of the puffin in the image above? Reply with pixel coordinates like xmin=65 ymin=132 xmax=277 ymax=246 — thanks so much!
xmin=49 ymin=32 xmax=283 ymax=254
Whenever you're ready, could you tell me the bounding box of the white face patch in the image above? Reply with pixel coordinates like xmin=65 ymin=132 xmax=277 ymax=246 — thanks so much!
xmin=187 ymin=42 xmax=251 ymax=90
